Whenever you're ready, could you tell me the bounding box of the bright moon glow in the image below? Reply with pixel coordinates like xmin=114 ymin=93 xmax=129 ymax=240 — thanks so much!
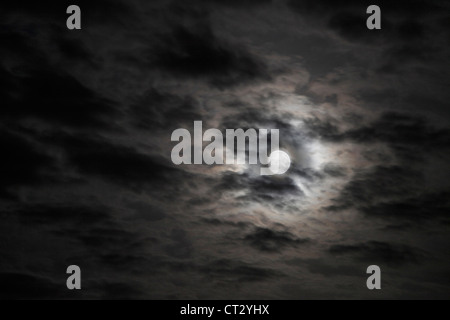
xmin=269 ymin=150 xmax=291 ymax=175
xmin=307 ymin=140 xmax=333 ymax=170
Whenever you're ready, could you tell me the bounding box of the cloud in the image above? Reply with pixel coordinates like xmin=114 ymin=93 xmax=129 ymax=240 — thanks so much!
xmin=326 ymin=165 xmax=424 ymax=210
xmin=287 ymin=0 xmax=448 ymax=75
xmin=0 ymin=272 xmax=69 ymax=300
xmin=98 ymin=253 xmax=152 ymax=270
xmin=2 ymin=68 xmax=117 ymax=129
xmin=362 ymin=191 xmax=450 ymax=225
xmin=328 ymin=11 xmax=389 ymax=44
xmin=151 ymin=23 xmax=270 ymax=88
xmin=15 ymin=204 xmax=111 ymax=226
xmin=0 ymin=129 xmax=55 ymax=199
xmin=0 ymin=0 xmax=134 ymax=24
xmin=71 ymin=227 xmax=138 ymax=249
xmin=216 ymin=173 xmax=302 ymax=205
xmin=125 ymin=201 xmax=167 ymax=222
xmin=250 ymin=176 xmax=301 ymax=198
xmin=322 ymin=163 xmax=347 ymax=177
xmin=94 ymin=281 xmax=143 ymax=300
xmin=288 ymin=0 xmax=444 ymax=19
xmin=164 ymin=228 xmax=193 ymax=259
xmin=202 ymin=0 xmax=272 ymax=7
xmin=200 ymin=259 xmax=281 ymax=282
xmin=51 ymin=31 xmax=96 ymax=64
xmin=129 ymin=88 xmax=201 ymax=130
xmin=201 ymin=218 xmax=250 ymax=229
xmin=0 ymin=32 xmax=117 ymax=130
xmin=288 ymin=258 xmax=361 ymax=278
xmin=342 ymin=113 xmax=450 ymax=149
xmin=1 ymin=0 xmax=450 ymax=300
xmin=244 ymin=227 xmax=310 ymax=252
xmin=328 ymin=241 xmax=425 ymax=267
xmin=59 ymin=134 xmax=184 ymax=189
xmin=306 ymin=112 xmax=450 ymax=164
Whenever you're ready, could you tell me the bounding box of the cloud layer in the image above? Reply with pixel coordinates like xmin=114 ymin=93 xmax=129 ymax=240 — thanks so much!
xmin=1 ymin=0 xmax=449 ymax=299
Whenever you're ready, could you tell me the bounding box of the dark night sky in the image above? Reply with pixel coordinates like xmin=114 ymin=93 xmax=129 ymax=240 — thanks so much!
xmin=1 ymin=0 xmax=450 ymax=299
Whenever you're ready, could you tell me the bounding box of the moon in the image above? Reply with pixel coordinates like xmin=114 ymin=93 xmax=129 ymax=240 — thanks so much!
xmin=268 ymin=150 xmax=291 ymax=175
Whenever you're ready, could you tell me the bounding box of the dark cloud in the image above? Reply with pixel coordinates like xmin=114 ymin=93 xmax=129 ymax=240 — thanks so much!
xmin=362 ymin=192 xmax=450 ymax=225
xmin=58 ymin=135 xmax=183 ymax=189
xmin=293 ymin=167 xmax=324 ymax=182
xmin=288 ymin=258 xmax=361 ymax=278
xmin=146 ymin=257 xmax=281 ymax=284
xmin=1 ymin=0 xmax=450 ymax=300
xmin=220 ymin=108 xmax=293 ymax=131
xmin=303 ymin=117 xmax=340 ymax=140
xmin=397 ymin=20 xmax=425 ymax=40
xmin=0 ymin=129 xmax=55 ymax=199
xmin=61 ymin=225 xmax=142 ymax=253
xmin=200 ymin=259 xmax=280 ymax=282
xmin=0 ymin=31 xmax=116 ymax=130
xmin=51 ymin=31 xmax=95 ymax=64
xmin=125 ymin=201 xmax=167 ymax=222
xmin=151 ymin=23 xmax=270 ymax=88
xmin=201 ymin=218 xmax=250 ymax=229
xmin=164 ymin=229 xmax=193 ymax=259
xmin=216 ymin=172 xmax=250 ymax=192
xmin=323 ymin=163 xmax=347 ymax=178
xmin=288 ymin=0 xmax=447 ymax=73
xmin=328 ymin=241 xmax=424 ymax=267
xmin=324 ymin=93 xmax=338 ymax=106
xmin=0 ymin=4 xmax=130 ymax=132
xmin=404 ymin=94 xmax=450 ymax=120
xmin=327 ymin=12 xmax=390 ymax=44
xmin=327 ymin=165 xmax=423 ymax=210
xmin=1 ymin=66 xmax=117 ymax=129
xmin=12 ymin=203 xmax=147 ymax=260
xmin=250 ymin=176 xmax=301 ymax=197
xmin=0 ymin=0 xmax=134 ymax=25
xmin=307 ymin=112 xmax=450 ymax=161
xmin=203 ymin=0 xmax=272 ymax=7
xmin=288 ymin=0 xmax=444 ymax=18
xmin=0 ymin=272 xmax=69 ymax=300
xmin=342 ymin=112 xmax=450 ymax=156
xmin=15 ymin=204 xmax=111 ymax=226
xmin=129 ymin=89 xmax=201 ymax=130
xmin=217 ymin=173 xmax=302 ymax=204
xmin=95 ymin=282 xmax=143 ymax=300
xmin=98 ymin=253 xmax=151 ymax=270
xmin=244 ymin=227 xmax=310 ymax=252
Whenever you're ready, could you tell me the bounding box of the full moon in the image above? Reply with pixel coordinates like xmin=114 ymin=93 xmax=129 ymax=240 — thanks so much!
xmin=269 ymin=150 xmax=291 ymax=175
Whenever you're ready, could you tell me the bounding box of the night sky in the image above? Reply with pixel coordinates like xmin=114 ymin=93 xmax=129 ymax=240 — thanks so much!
xmin=1 ymin=0 xmax=450 ymax=299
